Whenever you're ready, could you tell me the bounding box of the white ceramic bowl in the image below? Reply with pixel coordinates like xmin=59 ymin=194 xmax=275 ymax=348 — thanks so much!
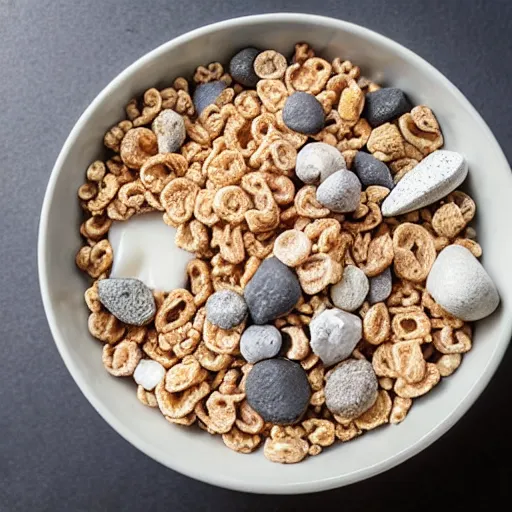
xmin=38 ymin=13 xmax=512 ymax=494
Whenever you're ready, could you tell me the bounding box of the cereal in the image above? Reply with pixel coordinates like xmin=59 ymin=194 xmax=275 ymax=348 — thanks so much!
xmin=102 ymin=340 xmax=142 ymax=377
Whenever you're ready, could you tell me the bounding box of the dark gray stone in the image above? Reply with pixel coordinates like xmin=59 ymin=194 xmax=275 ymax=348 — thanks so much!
xmin=352 ymin=151 xmax=395 ymax=189
xmin=367 ymin=267 xmax=393 ymax=304
xmin=206 ymin=290 xmax=248 ymax=330
xmin=97 ymin=278 xmax=156 ymax=326
xmin=316 ymin=170 xmax=361 ymax=213
xmin=193 ymin=80 xmax=226 ymax=116
xmin=364 ymin=87 xmax=411 ymax=127
xmin=240 ymin=324 xmax=282 ymax=363
xmin=229 ymin=47 xmax=260 ymax=87
xmin=244 ymin=257 xmax=301 ymax=324
xmin=282 ymin=91 xmax=325 ymax=134
xmin=245 ymin=358 xmax=311 ymax=424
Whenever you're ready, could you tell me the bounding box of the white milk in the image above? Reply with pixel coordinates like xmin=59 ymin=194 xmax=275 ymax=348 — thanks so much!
xmin=108 ymin=212 xmax=194 ymax=292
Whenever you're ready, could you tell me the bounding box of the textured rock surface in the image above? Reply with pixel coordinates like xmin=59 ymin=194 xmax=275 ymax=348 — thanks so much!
xmin=229 ymin=47 xmax=260 ymax=87
xmin=206 ymin=290 xmax=248 ymax=329
xmin=367 ymin=267 xmax=393 ymax=304
xmin=151 ymin=109 xmax=186 ymax=154
xmin=364 ymin=87 xmax=411 ymax=127
xmin=352 ymin=151 xmax=394 ymax=189
xmin=282 ymin=92 xmax=325 ymax=134
xmin=295 ymin=142 xmax=346 ymax=184
xmin=193 ymin=80 xmax=226 ymax=116
xmin=240 ymin=325 xmax=282 ymax=363
xmin=133 ymin=359 xmax=166 ymax=391
xmin=316 ymin=170 xmax=361 ymax=213
xmin=330 ymin=265 xmax=369 ymax=312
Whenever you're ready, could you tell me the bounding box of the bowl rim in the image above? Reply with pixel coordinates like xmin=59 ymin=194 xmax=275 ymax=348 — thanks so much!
xmin=38 ymin=12 xmax=512 ymax=494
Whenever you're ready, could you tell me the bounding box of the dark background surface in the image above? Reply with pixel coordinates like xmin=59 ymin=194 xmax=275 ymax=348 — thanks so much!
xmin=1 ymin=0 xmax=511 ymax=510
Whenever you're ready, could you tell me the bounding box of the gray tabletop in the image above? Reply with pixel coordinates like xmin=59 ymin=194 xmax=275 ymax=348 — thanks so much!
xmin=1 ymin=0 xmax=511 ymax=510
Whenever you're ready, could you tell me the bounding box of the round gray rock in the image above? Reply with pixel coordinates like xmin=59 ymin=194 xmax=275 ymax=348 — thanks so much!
xmin=229 ymin=47 xmax=260 ymax=87
xmin=367 ymin=267 xmax=393 ymax=304
xmin=193 ymin=80 xmax=227 ymax=116
xmin=296 ymin=142 xmax=346 ymax=184
xmin=240 ymin=325 xmax=282 ymax=363
xmin=282 ymin=91 xmax=325 ymax=135
xmin=316 ymin=170 xmax=361 ymax=213
xmin=97 ymin=278 xmax=156 ymax=326
xmin=244 ymin=257 xmax=301 ymax=324
xmin=364 ymin=87 xmax=411 ymax=127
xmin=245 ymin=358 xmax=311 ymax=424
xmin=352 ymin=151 xmax=394 ymax=189
xmin=325 ymin=359 xmax=378 ymax=419
xmin=206 ymin=290 xmax=248 ymax=330
xmin=151 ymin=109 xmax=186 ymax=154
xmin=330 ymin=265 xmax=369 ymax=312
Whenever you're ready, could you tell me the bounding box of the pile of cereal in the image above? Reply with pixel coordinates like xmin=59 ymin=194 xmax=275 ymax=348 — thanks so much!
xmin=76 ymin=43 xmax=499 ymax=463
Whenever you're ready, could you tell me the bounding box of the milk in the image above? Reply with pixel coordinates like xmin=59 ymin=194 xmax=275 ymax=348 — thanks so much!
xmin=108 ymin=212 xmax=194 ymax=291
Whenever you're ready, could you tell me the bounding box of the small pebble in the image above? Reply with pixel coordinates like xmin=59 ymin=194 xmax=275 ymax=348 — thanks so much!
xmin=97 ymin=278 xmax=156 ymax=326
xmin=282 ymin=92 xmax=325 ymax=135
xmin=309 ymin=308 xmax=362 ymax=366
xmin=295 ymin=142 xmax=346 ymax=184
xmin=229 ymin=47 xmax=260 ymax=87
xmin=206 ymin=290 xmax=248 ymax=330
xmin=245 ymin=358 xmax=311 ymax=424
xmin=325 ymin=359 xmax=378 ymax=419
xmin=381 ymin=150 xmax=468 ymax=217
xmin=193 ymin=80 xmax=226 ymax=116
xmin=426 ymin=245 xmax=499 ymax=321
xmin=244 ymin=257 xmax=302 ymax=324
xmin=151 ymin=109 xmax=186 ymax=153
xmin=352 ymin=151 xmax=394 ymax=189
xmin=330 ymin=265 xmax=369 ymax=312
xmin=133 ymin=359 xmax=166 ymax=391
xmin=367 ymin=267 xmax=393 ymax=304
xmin=240 ymin=325 xmax=282 ymax=363
xmin=316 ymin=170 xmax=361 ymax=213
xmin=364 ymin=87 xmax=411 ymax=127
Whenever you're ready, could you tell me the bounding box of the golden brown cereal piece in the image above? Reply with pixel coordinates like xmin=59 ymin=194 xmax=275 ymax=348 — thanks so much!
xmin=286 ymin=57 xmax=332 ymax=95
xmin=372 ymin=342 xmax=397 ymax=378
xmin=174 ymin=220 xmax=210 ymax=256
xmin=394 ymin=363 xmax=440 ymax=398
xmin=302 ymin=419 xmax=335 ymax=447
xmin=193 ymin=62 xmax=224 ymax=83
xmin=307 ymin=365 xmax=325 ymax=391
xmin=155 ymin=289 xmax=196 ymax=334
xmin=211 ymin=224 xmax=245 ymax=265
xmin=453 ymin=238 xmax=482 ymax=258
xmin=338 ymin=79 xmax=365 ymax=126
xmin=236 ymin=400 xmax=265 ymax=435
xmin=194 ymin=342 xmax=232 ymax=372
xmin=432 ymin=326 xmax=472 ymax=354
xmin=354 ymin=390 xmax=392 ymax=430
xmin=446 ymin=190 xmax=475 ymax=222
xmin=241 ymin=173 xmax=280 ymax=233
xmin=118 ymin=180 xmax=145 ymax=210
xmin=391 ymin=309 xmax=431 ymax=342
xmin=337 ymin=118 xmax=372 ymax=152
xmin=432 ymin=203 xmax=466 ymax=239
xmin=391 ymin=340 xmax=427 ymax=384
xmin=102 ymin=340 xmax=142 ymax=377
xmin=139 ymin=153 xmax=188 ymax=194
xmin=160 ymin=177 xmax=199 ymax=225
xmin=166 ymin=412 xmax=197 ymax=426
xmin=256 ymin=79 xmax=288 ymax=112
xmin=343 ymin=202 xmax=382 ymax=233
xmin=301 ymin=353 xmax=320 ymax=371
xmin=273 ymin=229 xmax=312 ymax=267
xmin=398 ymin=106 xmax=443 ymax=155
xmin=335 ymin=421 xmax=362 ymax=442
xmin=165 ymin=356 xmax=208 ymax=393
xmin=436 ymin=353 xmax=462 ymax=377
xmin=143 ymin=332 xmax=178 ymax=369
xmin=195 ymin=391 xmax=244 ymax=434
xmin=86 ymin=173 xmax=120 ymax=212
xmin=360 ymin=226 xmax=394 ymax=277
xmin=155 ymin=379 xmax=210 ymax=419
xmin=86 ymin=160 xmax=106 ymax=182
xmin=137 ymin=385 xmax=158 ymax=408
xmin=366 ymin=186 xmax=390 ymax=204
xmin=234 ymin=90 xmax=261 ymax=119
xmin=133 ymin=88 xmax=162 ymax=127
xmin=263 ymin=173 xmax=295 ymax=205
xmin=393 ymin=223 xmax=436 ymax=283
xmin=78 ymin=182 xmax=98 ymax=203
xmin=203 ymin=320 xmax=244 ymax=355
xmin=254 ymin=50 xmax=288 ymax=79
xmin=222 ymin=427 xmax=261 ymax=454
xmin=282 ymin=326 xmax=310 ymax=361
xmin=104 ymin=120 xmax=134 ymax=153
xmin=194 ymin=189 xmax=219 ymax=227
xmin=367 ymin=123 xmax=406 ymax=162
xmin=363 ymin=303 xmax=391 ymax=345
xmin=84 ymin=282 xmax=101 ymax=312
xmin=213 ymin=186 xmax=252 ymax=224
xmin=296 ymin=253 xmax=343 ymax=295
xmin=125 ymin=326 xmax=147 ymax=345
xmin=295 ymin=185 xmax=330 ymax=219
xmin=120 ymin=127 xmax=158 ymax=169
xmin=390 ymin=396 xmax=412 ymax=425
xmin=88 ymin=311 xmax=125 ymax=344
xmin=378 ymin=376 xmax=394 ymax=390
xmin=207 ymin=148 xmax=246 ymax=187
xmin=76 ymin=239 xmax=113 ymax=279
xmin=187 ymin=259 xmax=213 ymax=307
xmin=80 ymin=215 xmax=112 ymax=242
xmin=263 ymin=435 xmax=309 ymax=464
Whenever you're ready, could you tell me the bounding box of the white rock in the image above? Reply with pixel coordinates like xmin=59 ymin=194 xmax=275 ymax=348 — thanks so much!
xmin=330 ymin=265 xmax=369 ymax=312
xmin=381 ymin=150 xmax=468 ymax=216
xmin=134 ymin=359 xmax=166 ymax=390
xmin=426 ymin=245 xmax=499 ymax=321
xmin=295 ymin=142 xmax=346 ymax=184
xmin=309 ymin=308 xmax=362 ymax=366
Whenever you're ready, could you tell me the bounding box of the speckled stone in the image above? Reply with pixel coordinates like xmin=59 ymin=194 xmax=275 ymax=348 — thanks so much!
xmin=352 ymin=151 xmax=394 ymax=189
xmin=244 ymin=257 xmax=302 ymax=324
xmin=364 ymin=87 xmax=411 ymax=127
xmin=151 ymin=109 xmax=186 ymax=153
xmin=229 ymin=47 xmax=260 ymax=87
xmin=282 ymin=92 xmax=325 ymax=135
xmin=193 ymin=80 xmax=226 ymax=116
xmin=426 ymin=245 xmax=499 ymax=321
xmin=381 ymin=150 xmax=468 ymax=217
xmin=97 ymin=278 xmax=156 ymax=326
xmin=316 ymin=170 xmax=361 ymax=213
xmin=330 ymin=265 xmax=369 ymax=312
xmin=206 ymin=290 xmax=248 ymax=330
xmin=310 ymin=308 xmax=362 ymax=366
xmin=133 ymin=359 xmax=166 ymax=391
xmin=240 ymin=325 xmax=282 ymax=363
xmin=245 ymin=358 xmax=311 ymax=424
xmin=325 ymin=359 xmax=379 ymax=419
xmin=367 ymin=267 xmax=393 ymax=304
xmin=295 ymin=142 xmax=346 ymax=184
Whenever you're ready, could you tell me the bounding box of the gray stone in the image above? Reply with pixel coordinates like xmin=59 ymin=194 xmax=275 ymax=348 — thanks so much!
xmin=282 ymin=91 xmax=325 ymax=135
xmin=97 ymin=278 xmax=156 ymax=326
xmin=206 ymin=290 xmax=248 ymax=330
xmin=381 ymin=150 xmax=468 ymax=216
xmin=310 ymin=308 xmax=362 ymax=366
xmin=193 ymin=80 xmax=226 ymax=116
xmin=240 ymin=325 xmax=282 ymax=363
xmin=325 ymin=359 xmax=378 ymax=419
xmin=244 ymin=257 xmax=301 ymax=324
xmin=151 ymin=109 xmax=186 ymax=154
xmin=245 ymin=358 xmax=311 ymax=424
xmin=330 ymin=265 xmax=369 ymax=312
xmin=364 ymin=87 xmax=411 ymax=127
xmin=295 ymin=142 xmax=346 ymax=184
xmin=352 ymin=151 xmax=394 ymax=189
xmin=229 ymin=47 xmax=260 ymax=87
xmin=426 ymin=245 xmax=499 ymax=321
xmin=316 ymin=170 xmax=361 ymax=213
xmin=367 ymin=267 xmax=393 ymax=304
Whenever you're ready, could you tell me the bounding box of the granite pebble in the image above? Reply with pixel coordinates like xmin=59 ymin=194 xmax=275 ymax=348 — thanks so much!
xmin=381 ymin=150 xmax=468 ymax=217
xmin=193 ymin=80 xmax=226 ymax=116
xmin=240 ymin=325 xmax=282 ymax=363
xmin=426 ymin=245 xmax=499 ymax=321
xmin=316 ymin=170 xmax=361 ymax=213
xmin=229 ymin=47 xmax=260 ymax=87
xmin=245 ymin=358 xmax=311 ymax=424
xmin=352 ymin=151 xmax=394 ymax=189
xmin=364 ymin=87 xmax=411 ymax=127
xmin=367 ymin=267 xmax=393 ymax=304
xmin=206 ymin=290 xmax=248 ymax=330
xmin=151 ymin=109 xmax=186 ymax=154
xmin=330 ymin=265 xmax=369 ymax=312
xmin=133 ymin=359 xmax=166 ymax=391
xmin=295 ymin=142 xmax=346 ymax=184
xmin=282 ymin=92 xmax=325 ymax=135
xmin=97 ymin=278 xmax=156 ymax=326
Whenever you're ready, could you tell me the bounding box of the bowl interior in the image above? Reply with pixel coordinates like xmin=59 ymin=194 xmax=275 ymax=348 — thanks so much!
xmin=39 ymin=14 xmax=512 ymax=494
